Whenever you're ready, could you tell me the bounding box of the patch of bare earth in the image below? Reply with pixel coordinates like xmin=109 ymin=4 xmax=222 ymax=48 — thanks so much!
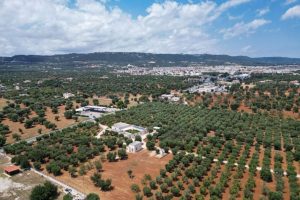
xmin=238 ymin=102 xmax=253 ymax=113
xmin=0 ymin=98 xmax=9 ymax=111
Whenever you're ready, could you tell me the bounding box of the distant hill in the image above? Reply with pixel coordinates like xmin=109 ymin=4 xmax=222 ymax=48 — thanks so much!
xmin=1 ymin=52 xmax=300 ymax=66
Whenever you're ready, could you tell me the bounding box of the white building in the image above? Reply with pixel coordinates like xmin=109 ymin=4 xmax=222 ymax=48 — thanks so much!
xmin=63 ymin=92 xmax=75 ymax=99
xmin=112 ymin=122 xmax=147 ymax=134
xmin=76 ymin=106 xmax=118 ymax=119
xmin=76 ymin=106 xmax=118 ymax=113
xmin=127 ymin=141 xmax=143 ymax=153
xmin=111 ymin=122 xmax=148 ymax=139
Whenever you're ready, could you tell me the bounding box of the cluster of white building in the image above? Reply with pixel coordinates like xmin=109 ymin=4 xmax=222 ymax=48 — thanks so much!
xmin=111 ymin=122 xmax=148 ymax=153
xmin=114 ymin=65 xmax=300 ymax=77
xmin=109 ymin=122 xmax=167 ymax=157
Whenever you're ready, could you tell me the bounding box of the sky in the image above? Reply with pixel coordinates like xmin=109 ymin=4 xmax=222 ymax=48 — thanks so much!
xmin=0 ymin=0 xmax=300 ymax=57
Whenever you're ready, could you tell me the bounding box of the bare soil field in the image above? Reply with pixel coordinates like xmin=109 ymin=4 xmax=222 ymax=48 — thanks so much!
xmin=238 ymin=102 xmax=253 ymax=113
xmin=52 ymin=150 xmax=172 ymax=200
xmin=0 ymin=98 xmax=9 ymax=111
xmin=282 ymin=110 xmax=300 ymax=120
xmin=2 ymin=119 xmax=46 ymax=143
xmin=87 ymin=94 xmax=148 ymax=108
xmin=88 ymin=96 xmax=113 ymax=106
xmin=44 ymin=105 xmax=80 ymax=129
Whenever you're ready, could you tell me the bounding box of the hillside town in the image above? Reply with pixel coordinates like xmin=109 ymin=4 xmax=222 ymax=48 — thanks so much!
xmin=115 ymin=65 xmax=300 ymax=76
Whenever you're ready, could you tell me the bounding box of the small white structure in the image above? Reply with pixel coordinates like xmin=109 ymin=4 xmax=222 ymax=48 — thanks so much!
xmin=160 ymin=94 xmax=180 ymax=102
xmin=127 ymin=141 xmax=143 ymax=153
xmin=65 ymin=77 xmax=73 ymax=82
xmin=158 ymin=148 xmax=166 ymax=156
xmin=234 ymin=73 xmax=250 ymax=80
xmin=154 ymin=147 xmax=167 ymax=158
xmin=63 ymin=92 xmax=75 ymax=99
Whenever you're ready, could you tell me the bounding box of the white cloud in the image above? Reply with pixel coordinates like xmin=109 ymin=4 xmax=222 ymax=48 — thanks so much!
xmin=257 ymin=7 xmax=269 ymax=16
xmin=241 ymin=45 xmax=254 ymax=54
xmin=0 ymin=0 xmax=251 ymax=56
xmin=220 ymin=19 xmax=270 ymax=39
xmin=217 ymin=0 xmax=251 ymax=13
xmin=282 ymin=5 xmax=300 ymax=20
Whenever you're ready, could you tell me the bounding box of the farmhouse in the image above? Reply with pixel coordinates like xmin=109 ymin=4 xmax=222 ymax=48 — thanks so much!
xmin=127 ymin=141 xmax=143 ymax=153
xmin=4 ymin=165 xmax=21 ymax=175
xmin=111 ymin=122 xmax=147 ymax=139
xmin=76 ymin=105 xmax=118 ymax=119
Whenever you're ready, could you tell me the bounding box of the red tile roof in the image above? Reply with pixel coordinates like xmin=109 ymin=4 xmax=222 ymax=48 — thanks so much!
xmin=4 ymin=165 xmax=20 ymax=173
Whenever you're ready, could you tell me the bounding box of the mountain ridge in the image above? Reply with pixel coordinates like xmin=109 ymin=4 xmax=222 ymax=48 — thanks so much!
xmin=1 ymin=52 xmax=300 ymax=66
